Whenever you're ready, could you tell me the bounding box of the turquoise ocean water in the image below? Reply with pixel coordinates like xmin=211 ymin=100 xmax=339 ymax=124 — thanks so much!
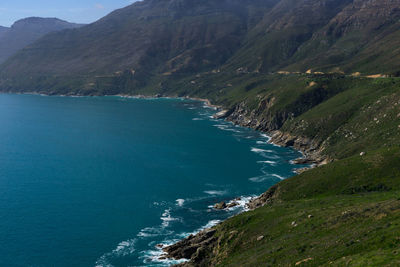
xmin=0 ymin=94 xmax=304 ymax=266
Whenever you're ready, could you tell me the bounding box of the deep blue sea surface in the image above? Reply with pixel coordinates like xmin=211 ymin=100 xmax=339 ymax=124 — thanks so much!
xmin=0 ymin=94 xmax=304 ymax=266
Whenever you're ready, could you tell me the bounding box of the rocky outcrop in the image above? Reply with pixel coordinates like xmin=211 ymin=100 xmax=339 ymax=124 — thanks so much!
xmin=164 ymin=228 xmax=218 ymax=265
xmin=225 ymin=100 xmax=329 ymax=166
xmin=247 ymin=184 xmax=281 ymax=210
xmin=214 ymin=201 xmax=227 ymax=210
xmin=164 ymin=185 xmax=284 ymax=265
xmin=213 ymin=109 xmax=231 ymax=119
xmin=269 ymin=130 xmax=330 ymax=166
xmin=226 ymin=100 xmax=290 ymax=132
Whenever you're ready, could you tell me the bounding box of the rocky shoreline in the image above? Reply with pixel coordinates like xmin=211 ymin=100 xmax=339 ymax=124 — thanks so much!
xmin=160 ymin=98 xmax=331 ymax=266
xmin=161 ymin=184 xmax=283 ymax=266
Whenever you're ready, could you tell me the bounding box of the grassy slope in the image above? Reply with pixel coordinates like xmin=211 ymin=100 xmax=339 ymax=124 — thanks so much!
xmin=160 ymin=73 xmax=400 ymax=266
xmin=162 ymin=73 xmax=400 ymax=157
xmin=193 ymin=147 xmax=400 ymax=266
xmin=281 ymin=76 xmax=400 ymax=158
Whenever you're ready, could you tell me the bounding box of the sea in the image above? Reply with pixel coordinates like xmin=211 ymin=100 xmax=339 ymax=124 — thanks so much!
xmin=0 ymin=94 xmax=305 ymax=266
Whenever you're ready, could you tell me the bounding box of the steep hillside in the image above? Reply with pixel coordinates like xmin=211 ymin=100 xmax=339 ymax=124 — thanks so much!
xmin=0 ymin=26 xmax=8 ymax=39
xmin=1 ymin=0 xmax=400 ymax=94
xmin=166 ymin=147 xmax=400 ymax=266
xmin=286 ymin=0 xmax=400 ymax=73
xmin=0 ymin=0 xmax=278 ymax=91
xmin=223 ymin=0 xmax=354 ymax=72
xmin=0 ymin=17 xmax=83 ymax=64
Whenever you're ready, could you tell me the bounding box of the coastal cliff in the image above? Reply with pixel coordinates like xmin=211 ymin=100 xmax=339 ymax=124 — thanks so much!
xmin=220 ymin=100 xmax=329 ymax=166
xmin=163 ymin=147 xmax=400 ymax=266
xmin=160 ymin=75 xmax=400 ymax=265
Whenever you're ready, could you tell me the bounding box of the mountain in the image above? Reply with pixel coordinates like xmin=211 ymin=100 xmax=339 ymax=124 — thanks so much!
xmin=0 ymin=17 xmax=83 ymax=64
xmin=1 ymin=0 xmax=400 ymax=94
xmin=0 ymin=0 xmax=279 ymax=91
xmin=0 ymin=26 xmax=8 ymax=39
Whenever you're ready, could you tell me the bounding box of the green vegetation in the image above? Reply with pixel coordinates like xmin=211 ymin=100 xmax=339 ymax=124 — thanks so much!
xmin=281 ymin=76 xmax=400 ymax=158
xmin=189 ymin=147 xmax=400 ymax=266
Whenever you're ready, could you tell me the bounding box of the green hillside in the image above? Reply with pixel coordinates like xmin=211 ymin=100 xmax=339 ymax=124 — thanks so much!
xmin=169 ymin=147 xmax=400 ymax=266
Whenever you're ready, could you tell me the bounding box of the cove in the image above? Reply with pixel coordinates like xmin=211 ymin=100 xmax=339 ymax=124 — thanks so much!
xmin=0 ymin=94 xmax=304 ymax=266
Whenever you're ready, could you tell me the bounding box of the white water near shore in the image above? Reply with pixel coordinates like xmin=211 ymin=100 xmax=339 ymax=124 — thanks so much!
xmin=93 ymin=98 xmax=307 ymax=267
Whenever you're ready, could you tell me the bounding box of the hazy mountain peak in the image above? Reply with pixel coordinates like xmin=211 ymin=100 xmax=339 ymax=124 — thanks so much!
xmin=11 ymin=17 xmax=83 ymax=31
xmin=1 ymin=0 xmax=400 ymax=93
xmin=0 ymin=17 xmax=83 ymax=64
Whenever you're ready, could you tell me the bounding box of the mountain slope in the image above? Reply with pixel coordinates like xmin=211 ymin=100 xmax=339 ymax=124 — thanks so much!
xmin=0 ymin=26 xmax=8 ymax=39
xmin=166 ymin=147 xmax=400 ymax=266
xmin=0 ymin=0 xmax=278 ymax=81
xmin=0 ymin=17 xmax=83 ymax=64
xmin=286 ymin=0 xmax=400 ymax=73
xmin=1 ymin=0 xmax=400 ymax=94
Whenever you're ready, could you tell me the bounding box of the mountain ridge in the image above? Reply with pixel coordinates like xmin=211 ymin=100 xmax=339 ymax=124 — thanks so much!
xmin=0 ymin=17 xmax=83 ymax=64
xmin=1 ymin=0 xmax=400 ymax=94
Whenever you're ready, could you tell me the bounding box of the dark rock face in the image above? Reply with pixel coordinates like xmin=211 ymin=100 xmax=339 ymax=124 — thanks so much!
xmin=226 ymin=202 xmax=239 ymax=208
xmin=226 ymin=101 xmax=290 ymax=134
xmin=0 ymin=17 xmax=83 ymax=64
xmin=214 ymin=201 xmax=227 ymax=210
xmin=247 ymin=184 xmax=280 ymax=210
xmin=269 ymin=130 xmax=329 ymax=165
xmin=163 ymin=228 xmax=217 ymax=264
xmin=225 ymin=99 xmax=329 ymax=166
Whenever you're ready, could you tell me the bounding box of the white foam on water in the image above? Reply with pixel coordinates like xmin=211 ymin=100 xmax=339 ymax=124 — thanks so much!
xmin=204 ymin=190 xmax=227 ymax=196
xmin=249 ymin=176 xmax=268 ymax=183
xmin=95 ymin=239 xmax=137 ymax=267
xmin=152 ymin=201 xmax=168 ymax=207
xmin=137 ymin=227 xmax=173 ymax=238
xmin=202 ymin=219 xmax=221 ymax=229
xmin=142 ymin=247 xmax=189 ymax=266
xmin=213 ymin=124 xmax=228 ymax=128
xmin=225 ymin=128 xmax=242 ymax=133
xmin=251 ymin=147 xmax=274 ymax=153
xmin=192 ymin=118 xmax=204 ymax=121
xmin=270 ymin=142 xmax=281 ymax=147
xmin=176 ymin=199 xmax=185 ymax=207
xmin=177 ymin=219 xmax=222 ymax=238
xmin=264 ymin=154 xmax=281 ymax=160
xmin=272 ymin=174 xmax=285 ymax=180
xmin=260 ymin=133 xmax=272 ymax=141
xmin=161 ymin=209 xmax=180 ymax=227
xmin=257 ymin=160 xmax=277 ymax=165
xmin=225 ymin=196 xmax=254 ymax=212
